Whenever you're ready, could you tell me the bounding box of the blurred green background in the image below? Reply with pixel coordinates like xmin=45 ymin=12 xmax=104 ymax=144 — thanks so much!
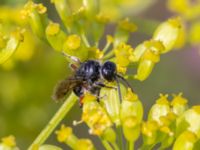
xmin=0 ymin=0 xmax=200 ymax=149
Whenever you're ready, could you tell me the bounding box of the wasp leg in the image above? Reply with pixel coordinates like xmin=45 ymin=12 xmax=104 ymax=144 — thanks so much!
xmin=116 ymin=74 xmax=134 ymax=92
xmin=94 ymin=82 xmax=117 ymax=89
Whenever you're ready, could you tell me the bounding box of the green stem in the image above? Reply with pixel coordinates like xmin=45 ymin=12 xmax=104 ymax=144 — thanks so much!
xmin=111 ymin=142 xmax=120 ymax=150
xmin=28 ymin=93 xmax=77 ymax=150
xmin=103 ymin=50 xmax=115 ymax=60
xmin=116 ymin=126 xmax=124 ymax=150
xmin=101 ymin=139 xmax=113 ymax=150
xmin=81 ymin=33 xmax=90 ymax=47
xmin=128 ymin=141 xmax=134 ymax=150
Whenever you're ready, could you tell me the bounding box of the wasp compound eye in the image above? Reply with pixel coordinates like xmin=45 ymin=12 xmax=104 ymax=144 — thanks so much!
xmin=101 ymin=61 xmax=117 ymax=81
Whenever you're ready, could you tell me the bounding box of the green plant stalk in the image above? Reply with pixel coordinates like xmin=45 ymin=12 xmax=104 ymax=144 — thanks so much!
xmin=128 ymin=141 xmax=134 ymax=150
xmin=28 ymin=93 xmax=77 ymax=150
xmin=101 ymin=139 xmax=113 ymax=150
xmin=111 ymin=141 xmax=120 ymax=150
xmin=116 ymin=126 xmax=125 ymax=150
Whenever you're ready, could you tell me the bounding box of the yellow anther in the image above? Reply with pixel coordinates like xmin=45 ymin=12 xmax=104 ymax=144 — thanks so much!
xmin=46 ymin=22 xmax=60 ymax=36
xmin=118 ymin=18 xmax=137 ymax=32
xmin=64 ymin=34 xmax=81 ymax=50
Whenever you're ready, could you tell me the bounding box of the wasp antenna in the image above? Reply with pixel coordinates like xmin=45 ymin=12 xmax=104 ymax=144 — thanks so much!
xmin=115 ymin=76 xmax=122 ymax=102
xmin=62 ymin=51 xmax=81 ymax=64
xmin=116 ymin=74 xmax=134 ymax=92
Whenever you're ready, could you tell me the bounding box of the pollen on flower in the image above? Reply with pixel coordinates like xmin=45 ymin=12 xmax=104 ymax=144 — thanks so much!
xmin=116 ymin=64 xmax=127 ymax=74
xmin=114 ymin=43 xmax=134 ymax=67
xmin=118 ymin=18 xmax=137 ymax=32
xmin=46 ymin=22 xmax=60 ymax=36
xmin=55 ymin=125 xmax=72 ymax=142
xmin=95 ymin=48 xmax=104 ymax=59
xmin=1 ymin=135 xmax=16 ymax=147
xmin=82 ymin=94 xmax=112 ymax=135
xmin=63 ymin=34 xmax=81 ymax=50
xmin=124 ymin=88 xmax=138 ymax=102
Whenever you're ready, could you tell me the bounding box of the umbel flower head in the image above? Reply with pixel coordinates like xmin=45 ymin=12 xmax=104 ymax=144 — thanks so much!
xmin=1 ymin=0 xmax=200 ymax=150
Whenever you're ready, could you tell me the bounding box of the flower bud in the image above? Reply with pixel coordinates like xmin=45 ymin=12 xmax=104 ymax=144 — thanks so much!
xmin=55 ymin=125 xmax=78 ymax=149
xmin=153 ymin=17 xmax=181 ymax=53
xmin=0 ymin=30 xmax=23 ymax=64
xmin=148 ymin=94 xmax=171 ymax=124
xmin=22 ymin=1 xmax=48 ymax=40
xmin=171 ymin=93 xmax=188 ymax=116
xmin=120 ymin=88 xmax=143 ymax=123
xmin=173 ymin=130 xmax=198 ymax=150
xmin=100 ymin=83 xmax=126 ymax=126
xmin=134 ymin=40 xmax=164 ymax=81
xmin=0 ymin=135 xmax=18 ymax=150
xmin=176 ymin=105 xmax=200 ymax=138
xmin=122 ymin=116 xmax=140 ymax=142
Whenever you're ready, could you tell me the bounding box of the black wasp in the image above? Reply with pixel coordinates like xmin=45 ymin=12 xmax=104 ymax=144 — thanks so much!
xmin=52 ymin=53 xmax=132 ymax=107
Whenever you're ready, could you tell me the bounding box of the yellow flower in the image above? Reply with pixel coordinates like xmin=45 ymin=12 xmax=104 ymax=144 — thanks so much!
xmin=1 ymin=135 xmax=16 ymax=147
xmin=55 ymin=125 xmax=73 ymax=143
xmin=153 ymin=17 xmax=182 ymax=53
xmin=81 ymin=93 xmax=112 ymax=135
xmin=114 ymin=43 xmax=134 ymax=67
xmin=167 ymin=0 xmax=200 ymax=20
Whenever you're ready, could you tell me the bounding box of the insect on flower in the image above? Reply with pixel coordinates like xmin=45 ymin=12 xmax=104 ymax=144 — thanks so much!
xmin=52 ymin=52 xmax=133 ymax=107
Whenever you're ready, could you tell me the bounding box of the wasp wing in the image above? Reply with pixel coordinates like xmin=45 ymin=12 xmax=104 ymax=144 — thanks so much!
xmin=52 ymin=77 xmax=83 ymax=101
